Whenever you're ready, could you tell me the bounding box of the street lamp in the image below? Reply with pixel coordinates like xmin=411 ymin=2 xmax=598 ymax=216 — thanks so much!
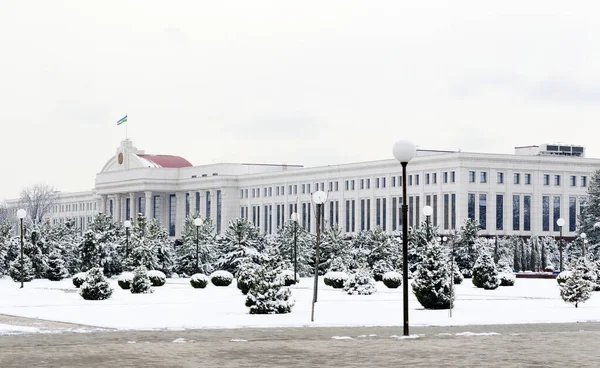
xmin=124 ymin=220 xmax=132 ymax=259
xmin=16 ymin=209 xmax=26 ymax=289
xmin=423 ymin=205 xmax=433 ymax=242
xmin=290 ymin=213 xmax=299 ymax=283
xmin=580 ymin=232 xmax=587 ymax=257
xmin=393 ymin=139 xmax=417 ymax=336
xmin=437 ymin=235 xmax=453 ymax=317
xmin=556 ymin=218 xmax=565 ymax=272
xmin=194 ymin=217 xmax=203 ymax=273
xmin=311 ymin=190 xmax=327 ymax=322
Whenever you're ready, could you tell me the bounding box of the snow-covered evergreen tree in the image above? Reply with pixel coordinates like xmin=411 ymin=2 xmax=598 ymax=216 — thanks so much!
xmin=320 ymin=226 xmax=352 ymax=274
xmin=9 ymin=254 xmax=34 ymax=282
xmin=131 ymin=266 xmax=154 ymax=294
xmin=147 ymin=218 xmax=174 ymax=276
xmin=174 ymin=216 xmax=214 ymax=276
xmin=79 ymin=213 xmax=123 ymax=277
xmin=80 ymin=267 xmax=113 ymax=300
xmin=579 ymin=170 xmax=600 ymax=258
xmin=569 ymin=257 xmax=598 ymax=291
xmin=472 ymin=251 xmax=499 ymax=290
xmin=0 ymin=220 xmax=11 ymax=275
xmin=46 ymin=250 xmax=68 ymax=281
xmin=244 ymin=254 xmax=294 ymax=314
xmin=217 ymin=218 xmax=263 ymax=275
xmin=454 ymin=219 xmax=480 ymax=274
xmin=125 ymin=214 xmax=159 ymax=271
xmin=368 ymin=226 xmax=400 ymax=271
xmin=274 ymin=219 xmax=314 ymax=277
xmin=45 ymin=219 xmax=80 ymax=276
xmin=407 ymin=223 xmax=429 ymax=273
xmin=412 ymin=242 xmax=453 ymax=309
xmin=344 ymin=267 xmax=377 ymax=295
xmin=560 ymin=261 xmax=593 ymax=308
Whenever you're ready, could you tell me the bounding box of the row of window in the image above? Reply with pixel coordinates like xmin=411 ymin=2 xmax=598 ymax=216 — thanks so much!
xmin=469 ymin=171 xmax=588 ymax=187
xmin=53 ymin=202 xmax=97 ymax=213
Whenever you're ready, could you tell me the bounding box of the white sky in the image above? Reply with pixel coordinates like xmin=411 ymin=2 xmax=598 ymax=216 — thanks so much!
xmin=2 ymin=0 xmax=600 ymax=201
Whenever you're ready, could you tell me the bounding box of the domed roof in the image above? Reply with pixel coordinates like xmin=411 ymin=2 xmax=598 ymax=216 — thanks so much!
xmin=136 ymin=154 xmax=192 ymax=168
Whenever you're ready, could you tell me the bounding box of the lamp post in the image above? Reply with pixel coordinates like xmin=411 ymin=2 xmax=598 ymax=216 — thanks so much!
xmin=311 ymin=190 xmax=327 ymax=322
xmin=290 ymin=213 xmax=299 ymax=283
xmin=556 ymin=218 xmax=565 ymax=272
xmin=194 ymin=217 xmax=203 ymax=273
xmin=393 ymin=139 xmax=417 ymax=336
xmin=16 ymin=209 xmax=26 ymax=289
xmin=423 ymin=205 xmax=433 ymax=242
xmin=580 ymin=232 xmax=587 ymax=257
xmin=437 ymin=235 xmax=452 ymax=317
xmin=124 ymin=220 xmax=132 ymax=259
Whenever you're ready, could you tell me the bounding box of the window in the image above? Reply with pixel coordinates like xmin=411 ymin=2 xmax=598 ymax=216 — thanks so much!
xmin=468 ymin=193 xmax=476 ymax=220
xmin=366 ymin=179 xmax=370 ymax=189
xmin=382 ymin=177 xmax=386 ymax=188
xmin=544 ymin=174 xmax=550 ymax=186
xmin=553 ymin=197 xmax=561 ymax=231
xmin=205 ymin=191 xmax=211 ymax=218
xmin=409 ymin=175 xmax=413 ymax=186
xmin=408 ymin=197 xmax=414 ymax=228
xmin=240 ymin=190 xmax=244 ymax=199
xmin=415 ymin=175 xmax=420 ymax=185
xmin=444 ymin=194 xmax=449 ymax=230
xmin=480 ymin=172 xmax=487 ymax=183
xmin=433 ymin=194 xmax=438 ymax=226
xmin=513 ymin=195 xmax=520 ymax=231
xmin=479 ymin=194 xmax=487 ymax=230
xmin=302 ymin=184 xmax=306 ymax=194
xmin=451 ymin=194 xmax=456 ymax=229
xmin=542 ymin=196 xmax=550 ymax=231
xmin=514 ymin=173 xmax=520 ymax=184
xmin=582 ymin=176 xmax=588 ymax=187
xmin=392 ymin=197 xmax=397 ymax=231
xmin=497 ymin=172 xmax=504 ymax=184
xmin=569 ymin=197 xmax=576 ymax=232
xmin=351 ymin=180 xmax=355 ymax=190
xmin=335 ymin=181 xmax=339 ymax=191
xmin=425 ymin=173 xmax=430 ymax=185
xmin=496 ymin=194 xmax=504 ymax=231
xmin=451 ymin=171 xmax=456 ymax=183
xmin=376 ymin=178 xmax=380 ymax=189
xmin=570 ymin=176 xmax=576 ymax=187
xmin=345 ymin=181 xmax=349 ymax=190
xmin=525 ymin=174 xmax=531 ymax=185
xmin=554 ymin=175 xmax=561 ymax=186
xmin=268 ymin=187 xmax=272 ymax=196
xmin=169 ymin=194 xmax=176 ymax=236
xmin=433 ymin=173 xmax=437 ymax=184
xmin=307 ymin=184 xmax=311 ymax=193
xmin=391 ymin=176 xmax=396 ymax=187
xmin=216 ymin=190 xmax=222 ymax=233
xmin=360 ymin=179 xmax=364 ymax=190
xmin=443 ymin=172 xmax=448 ymax=183
xmin=329 ymin=182 xmax=333 ymax=192
xmin=469 ymin=171 xmax=475 ymax=183
xmin=153 ymin=196 xmax=160 ymax=221
xmin=524 ymin=195 xmax=531 ymax=231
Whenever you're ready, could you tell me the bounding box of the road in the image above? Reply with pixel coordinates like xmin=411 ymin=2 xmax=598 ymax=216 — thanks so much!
xmin=1 ymin=315 xmax=599 ymax=367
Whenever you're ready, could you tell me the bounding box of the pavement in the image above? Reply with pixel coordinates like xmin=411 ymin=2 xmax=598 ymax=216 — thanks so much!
xmin=1 ymin=314 xmax=599 ymax=367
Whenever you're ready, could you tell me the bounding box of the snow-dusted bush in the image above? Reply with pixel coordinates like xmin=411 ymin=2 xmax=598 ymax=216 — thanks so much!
xmin=412 ymin=243 xmax=453 ymax=309
xmin=236 ymin=261 xmax=260 ymax=294
xmin=499 ymin=273 xmax=516 ymax=286
xmin=245 ymin=260 xmax=294 ymax=314
xmin=80 ymin=267 xmax=113 ymax=300
xmin=281 ymin=270 xmax=297 ymax=286
xmin=118 ymin=272 xmax=134 ymax=289
xmin=46 ymin=251 xmax=68 ymax=281
xmin=72 ymin=272 xmax=87 ymax=288
xmin=452 ymin=263 xmax=464 ymax=285
xmin=211 ymin=270 xmax=233 ymax=287
xmin=190 ymin=273 xmax=209 ymax=288
xmin=324 ymin=271 xmax=348 ymax=289
xmin=382 ymin=271 xmax=402 ymax=288
xmin=472 ymin=252 xmax=499 ymax=290
xmin=557 ymin=271 xmax=572 ymax=285
xmin=131 ymin=266 xmax=153 ymax=294
xmin=461 ymin=268 xmax=473 ymax=279
xmin=344 ymin=268 xmax=377 ymax=295
xmin=9 ymin=255 xmax=34 ymax=283
xmin=571 ymin=257 xmax=598 ymax=292
xmin=560 ymin=263 xmax=592 ymax=308
xmin=147 ymin=270 xmax=166 ymax=287
xmin=372 ymin=259 xmax=393 ymax=282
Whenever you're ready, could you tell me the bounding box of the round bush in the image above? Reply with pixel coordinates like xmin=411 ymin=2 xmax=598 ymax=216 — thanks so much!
xmin=147 ymin=270 xmax=167 ymax=287
xmin=190 ymin=273 xmax=209 ymax=288
xmin=281 ymin=270 xmax=298 ymax=286
xmin=461 ymin=268 xmax=473 ymax=279
xmin=324 ymin=271 xmax=348 ymax=289
xmin=344 ymin=269 xmax=377 ymax=295
xmin=80 ymin=268 xmax=113 ymax=300
xmin=118 ymin=272 xmax=134 ymax=290
xmin=210 ymin=270 xmax=234 ymax=287
xmin=72 ymin=272 xmax=87 ymax=288
xmin=382 ymin=271 xmax=402 ymax=288
xmin=499 ymin=273 xmax=516 ymax=286
xmin=557 ymin=271 xmax=572 ymax=285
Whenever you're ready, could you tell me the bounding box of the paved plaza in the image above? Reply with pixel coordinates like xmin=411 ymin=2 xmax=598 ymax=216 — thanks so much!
xmin=1 ymin=314 xmax=599 ymax=368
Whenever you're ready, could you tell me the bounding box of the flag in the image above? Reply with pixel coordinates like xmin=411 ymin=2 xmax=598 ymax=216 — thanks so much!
xmin=117 ymin=115 xmax=127 ymax=125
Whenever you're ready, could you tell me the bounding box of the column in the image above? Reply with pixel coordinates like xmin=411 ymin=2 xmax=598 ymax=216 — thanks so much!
xmin=115 ymin=194 xmax=122 ymax=222
xmin=145 ymin=191 xmax=153 ymax=220
xmin=100 ymin=195 xmax=108 ymax=215
xmin=175 ymin=192 xmax=186 ymax=238
xmin=130 ymin=193 xmax=136 ymax=219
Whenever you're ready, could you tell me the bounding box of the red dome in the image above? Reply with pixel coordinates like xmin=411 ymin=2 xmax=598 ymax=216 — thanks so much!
xmin=137 ymin=154 xmax=192 ymax=168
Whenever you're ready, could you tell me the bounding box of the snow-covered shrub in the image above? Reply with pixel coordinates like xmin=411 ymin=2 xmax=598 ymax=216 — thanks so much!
xmin=557 ymin=271 xmax=572 ymax=285
xmin=382 ymin=271 xmax=402 ymax=288
xmin=461 ymin=268 xmax=473 ymax=279
xmin=452 ymin=263 xmax=464 ymax=285
xmin=72 ymin=272 xmax=87 ymax=288
xmin=281 ymin=270 xmax=297 ymax=286
xmin=147 ymin=270 xmax=166 ymax=287
xmin=324 ymin=271 xmax=348 ymax=289
xmin=80 ymin=267 xmax=113 ymax=300
xmin=372 ymin=259 xmax=393 ymax=282
xmin=571 ymin=257 xmax=598 ymax=292
xmin=560 ymin=263 xmax=592 ymax=308
xmin=9 ymin=255 xmax=34 ymax=283
xmin=236 ymin=261 xmax=260 ymax=295
xmin=211 ymin=270 xmax=233 ymax=287
xmin=245 ymin=260 xmax=294 ymax=314
xmin=472 ymin=252 xmax=499 ymax=290
xmin=131 ymin=266 xmax=153 ymax=294
xmin=46 ymin=250 xmax=68 ymax=281
xmin=412 ymin=243 xmax=453 ymax=309
xmin=118 ymin=272 xmax=134 ymax=289
xmin=499 ymin=273 xmax=516 ymax=286
xmin=190 ymin=273 xmax=209 ymax=288
xmin=344 ymin=268 xmax=377 ymax=295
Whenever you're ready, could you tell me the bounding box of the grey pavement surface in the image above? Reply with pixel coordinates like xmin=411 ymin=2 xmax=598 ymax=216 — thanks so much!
xmin=1 ymin=314 xmax=599 ymax=368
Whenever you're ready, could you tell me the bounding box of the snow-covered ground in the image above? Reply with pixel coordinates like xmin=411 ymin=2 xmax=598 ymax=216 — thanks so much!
xmin=0 ymin=276 xmax=599 ymax=331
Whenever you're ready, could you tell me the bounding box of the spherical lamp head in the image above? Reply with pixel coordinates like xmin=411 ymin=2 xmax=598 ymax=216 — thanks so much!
xmin=194 ymin=218 xmax=203 ymax=227
xmin=422 ymin=205 xmax=433 ymax=217
xmin=443 ymin=236 xmax=448 ymax=242
xmin=124 ymin=220 xmax=132 ymax=229
xmin=290 ymin=213 xmax=299 ymax=222
xmin=556 ymin=218 xmax=565 ymax=227
xmin=312 ymin=190 xmax=327 ymax=204
xmin=581 ymin=232 xmax=587 ymax=239
xmin=16 ymin=209 xmax=26 ymax=219
xmin=392 ymin=139 xmax=417 ymax=163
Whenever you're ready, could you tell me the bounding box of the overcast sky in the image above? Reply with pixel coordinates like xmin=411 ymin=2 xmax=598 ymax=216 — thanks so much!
xmin=2 ymin=0 xmax=600 ymax=201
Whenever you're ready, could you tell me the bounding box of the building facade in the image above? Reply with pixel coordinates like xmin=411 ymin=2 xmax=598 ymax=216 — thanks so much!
xmin=5 ymin=140 xmax=600 ymax=239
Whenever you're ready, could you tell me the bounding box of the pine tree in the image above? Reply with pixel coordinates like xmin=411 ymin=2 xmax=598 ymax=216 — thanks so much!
xmin=147 ymin=218 xmax=174 ymax=276
xmin=412 ymin=242 xmax=453 ymax=309
xmin=454 ymin=219 xmax=480 ymax=273
xmin=530 ymin=240 xmax=538 ymax=272
xmin=80 ymin=267 xmax=113 ymax=300
xmin=46 ymin=250 xmax=68 ymax=281
xmin=217 ymin=218 xmax=264 ymax=274
xmin=512 ymin=236 xmax=521 ymax=271
xmin=244 ymin=254 xmax=294 ymax=314
xmin=569 ymin=257 xmax=598 ymax=291
xmin=579 ymin=170 xmax=600 ymax=258
xmin=320 ymin=226 xmax=352 ymax=275
xmin=175 ymin=216 xmax=214 ymax=276
xmin=472 ymin=251 xmax=499 ymax=290
xmin=560 ymin=261 xmax=592 ymax=308
xmin=9 ymin=254 xmax=35 ymax=282
xmin=274 ymin=219 xmax=314 ymax=277
xmin=407 ymin=223 xmax=429 ymax=273
xmin=125 ymin=214 xmax=159 ymax=271
xmin=131 ymin=266 xmax=154 ymax=294
xmin=79 ymin=213 xmax=123 ymax=277
xmin=368 ymin=226 xmax=400 ymax=271
xmin=0 ymin=220 xmax=11 ymax=275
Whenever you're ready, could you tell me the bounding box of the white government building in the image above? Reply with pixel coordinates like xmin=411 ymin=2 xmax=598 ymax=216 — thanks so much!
xmin=6 ymin=140 xmax=600 ymax=239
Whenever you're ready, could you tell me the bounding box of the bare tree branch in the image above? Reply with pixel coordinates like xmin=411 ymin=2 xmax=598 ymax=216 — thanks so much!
xmin=18 ymin=184 xmax=59 ymax=222
xmin=0 ymin=202 xmax=10 ymax=222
